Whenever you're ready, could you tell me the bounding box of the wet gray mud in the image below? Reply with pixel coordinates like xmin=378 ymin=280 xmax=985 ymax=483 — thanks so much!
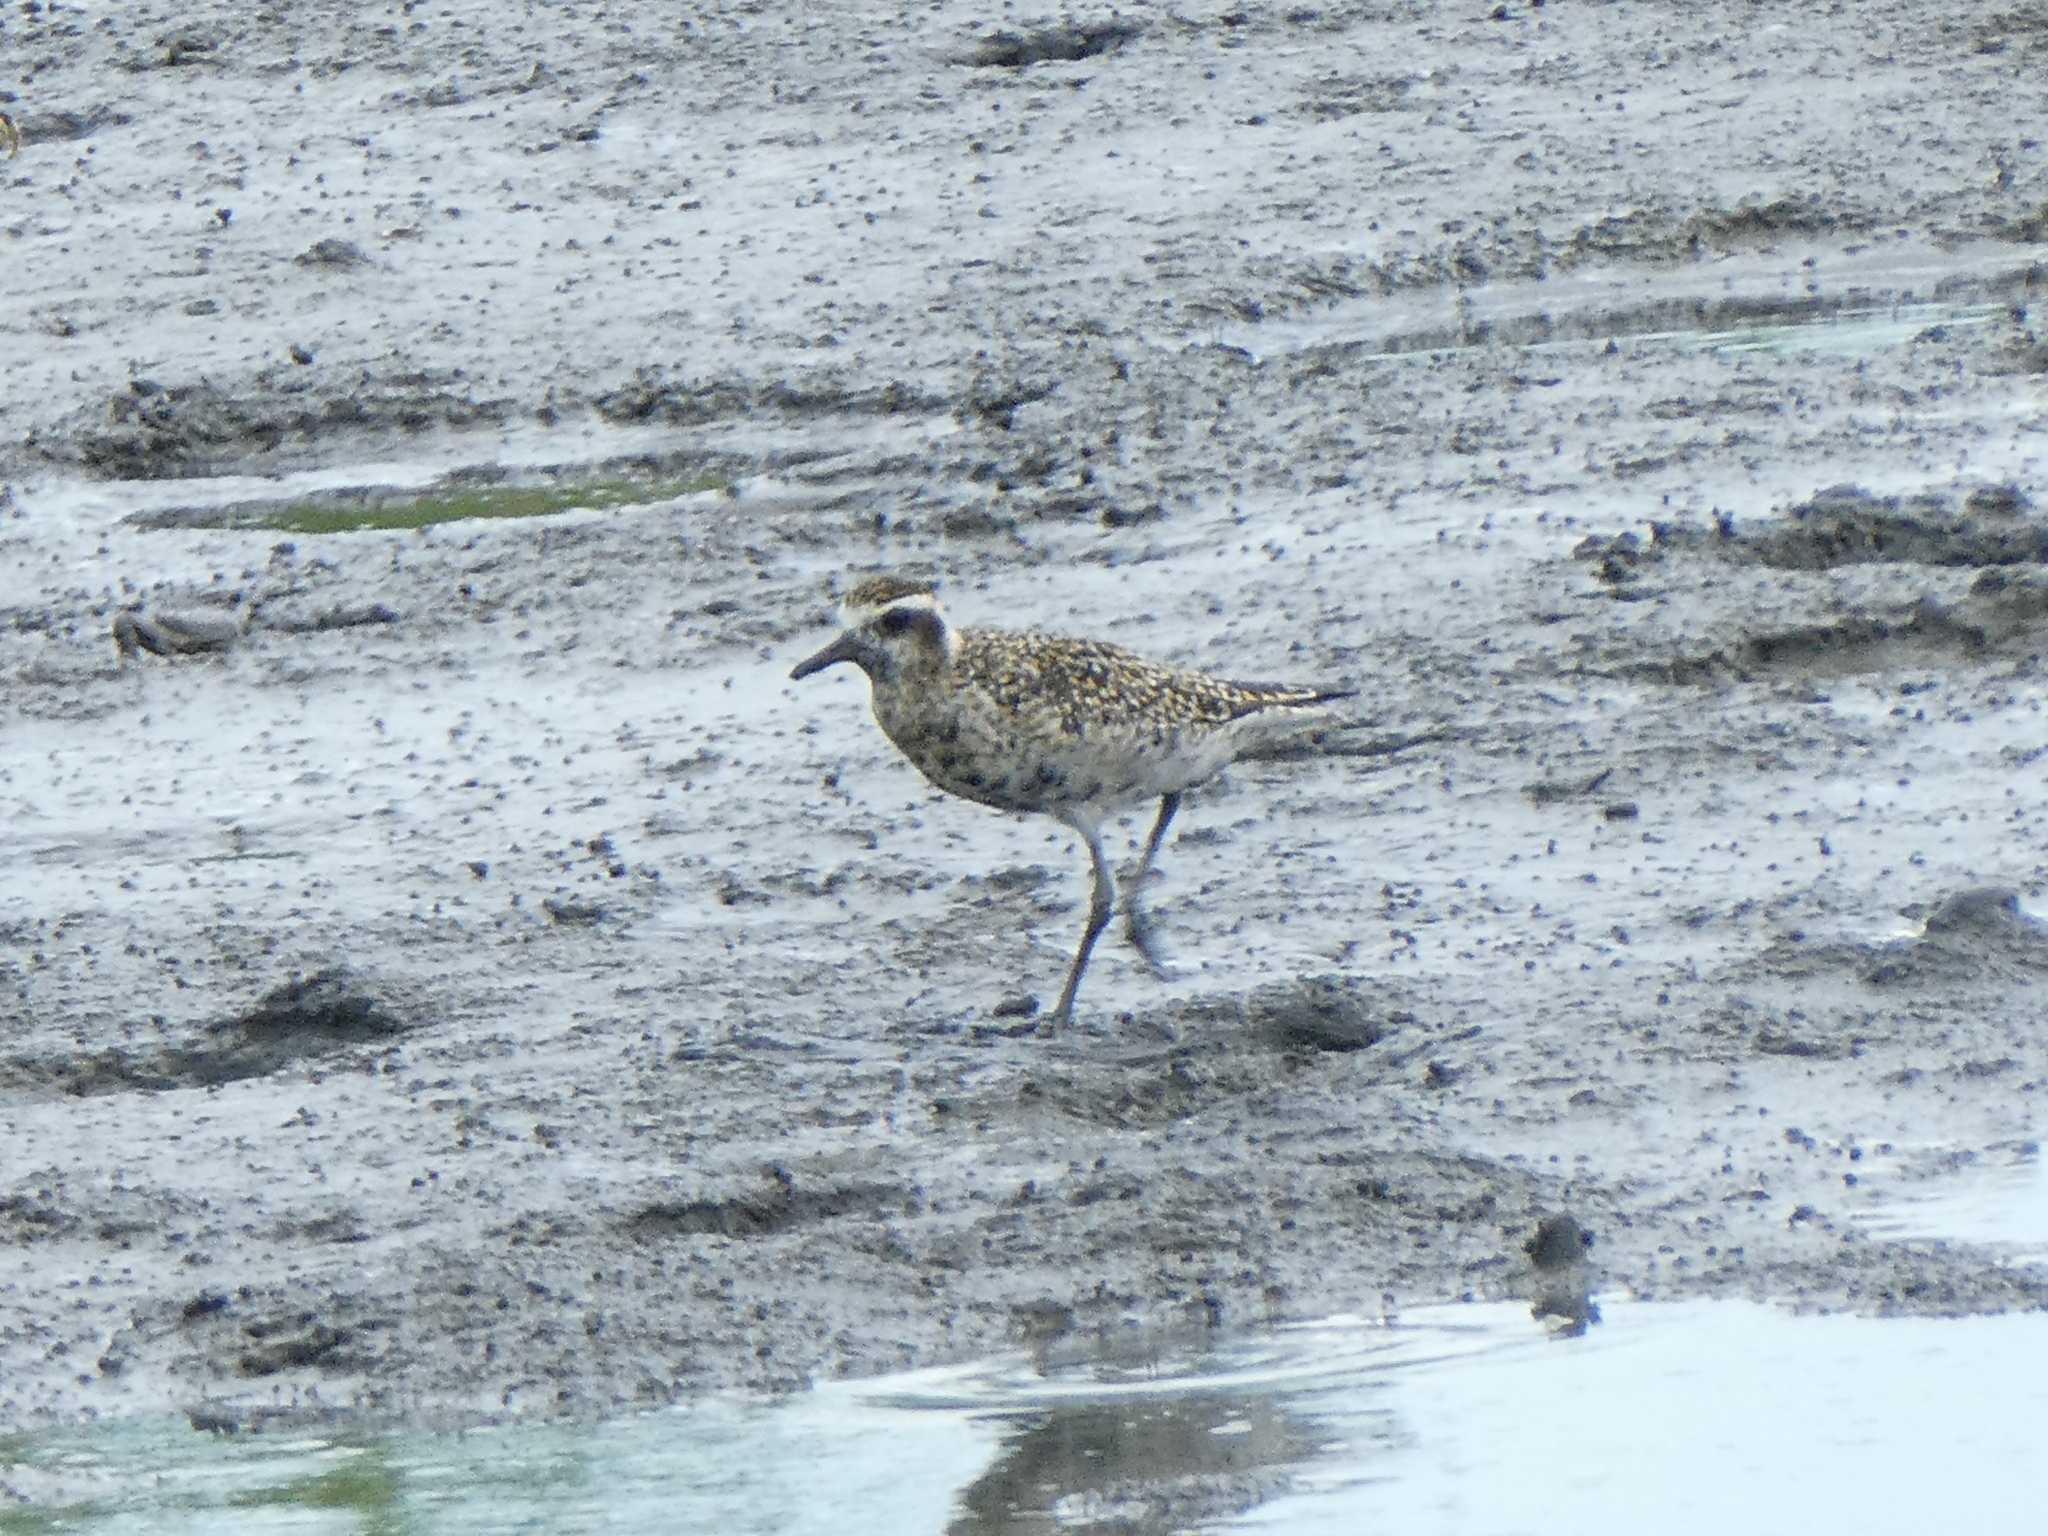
xmin=2 ymin=0 xmax=2046 ymax=1440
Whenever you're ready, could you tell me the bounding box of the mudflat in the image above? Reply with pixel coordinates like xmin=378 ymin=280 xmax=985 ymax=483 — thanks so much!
xmin=3 ymin=0 xmax=2045 ymax=1427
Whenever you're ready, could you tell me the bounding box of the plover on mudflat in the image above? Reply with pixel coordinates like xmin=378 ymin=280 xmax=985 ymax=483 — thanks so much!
xmin=790 ymin=576 xmax=1353 ymax=1027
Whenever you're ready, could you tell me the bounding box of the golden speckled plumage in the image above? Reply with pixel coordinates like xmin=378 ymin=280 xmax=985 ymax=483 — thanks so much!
xmin=960 ymin=629 xmax=1334 ymax=738
xmin=790 ymin=578 xmax=1352 ymax=1027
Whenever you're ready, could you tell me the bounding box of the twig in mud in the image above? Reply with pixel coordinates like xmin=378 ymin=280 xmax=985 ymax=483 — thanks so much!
xmin=1524 ymin=765 xmax=1614 ymax=804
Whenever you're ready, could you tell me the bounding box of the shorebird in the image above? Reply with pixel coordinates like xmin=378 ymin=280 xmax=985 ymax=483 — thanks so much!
xmin=789 ymin=576 xmax=1353 ymax=1027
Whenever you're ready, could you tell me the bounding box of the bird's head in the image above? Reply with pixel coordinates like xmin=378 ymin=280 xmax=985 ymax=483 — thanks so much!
xmin=789 ymin=575 xmax=957 ymax=686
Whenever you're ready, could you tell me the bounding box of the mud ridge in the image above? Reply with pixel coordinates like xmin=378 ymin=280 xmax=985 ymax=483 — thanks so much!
xmin=1631 ymin=595 xmax=1994 ymax=684
xmin=1702 ymin=887 xmax=2048 ymax=1063
xmin=1581 ymin=482 xmax=2046 ymax=587
xmin=1564 ymin=194 xmax=1876 ymax=267
xmin=53 ymin=372 xmax=522 ymax=481
xmin=591 ymin=372 xmax=951 ymax=429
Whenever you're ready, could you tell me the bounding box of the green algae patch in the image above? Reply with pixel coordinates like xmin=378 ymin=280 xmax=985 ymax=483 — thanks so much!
xmin=226 ymin=1448 xmax=402 ymax=1524
xmin=262 ymin=476 xmax=724 ymax=533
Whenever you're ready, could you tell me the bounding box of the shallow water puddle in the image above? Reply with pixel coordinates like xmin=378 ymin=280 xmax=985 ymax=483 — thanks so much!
xmin=1203 ymin=245 xmax=2031 ymax=367
xmin=1362 ymin=295 xmax=2004 ymax=364
xmin=22 ymin=410 xmax=959 ymax=551
xmin=1854 ymin=1142 xmax=2048 ymax=1260
xmin=5 ymin=1300 xmax=2042 ymax=1532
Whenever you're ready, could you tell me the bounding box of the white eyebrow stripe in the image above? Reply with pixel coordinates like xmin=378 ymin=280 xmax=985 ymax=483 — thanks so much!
xmin=844 ymin=590 xmax=944 ymax=627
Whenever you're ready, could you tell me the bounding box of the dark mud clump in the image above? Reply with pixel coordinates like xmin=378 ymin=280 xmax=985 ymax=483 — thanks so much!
xmin=1863 ymin=887 xmax=2048 ymax=988
xmin=1583 ymin=482 xmax=2047 ymax=595
xmin=1525 ymin=1213 xmax=1600 ymax=1335
xmin=104 ymin=1282 xmax=400 ymax=1402
xmin=1743 ymin=483 xmax=2046 ymax=569
xmin=1656 ymin=482 xmax=2048 ymax=570
xmin=112 ymin=608 xmax=242 ymax=659
xmin=52 ymin=969 xmax=413 ymax=1096
xmin=627 ymin=1169 xmax=905 ymax=1240
xmin=965 ymin=21 xmax=1142 ymax=68
xmin=1239 ymin=974 xmax=1388 ymax=1054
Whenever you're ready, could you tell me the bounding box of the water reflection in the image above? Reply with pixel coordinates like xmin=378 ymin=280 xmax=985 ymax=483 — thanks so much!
xmin=854 ymin=1310 xmax=1537 ymax=1536
xmin=947 ymin=1393 xmax=1332 ymax=1535
xmin=4 ymin=1299 xmax=2044 ymax=1533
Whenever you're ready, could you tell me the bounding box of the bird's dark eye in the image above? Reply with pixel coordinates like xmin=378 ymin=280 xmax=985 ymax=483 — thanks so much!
xmin=878 ymin=607 xmax=917 ymax=636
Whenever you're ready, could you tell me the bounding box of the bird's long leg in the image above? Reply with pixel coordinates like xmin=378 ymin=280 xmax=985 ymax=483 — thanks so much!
xmin=1050 ymin=813 xmax=1116 ymax=1028
xmin=1123 ymin=791 xmax=1181 ymax=976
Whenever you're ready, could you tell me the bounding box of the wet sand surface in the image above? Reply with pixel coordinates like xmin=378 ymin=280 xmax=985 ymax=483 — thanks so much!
xmin=2 ymin=0 xmax=2046 ymax=1431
